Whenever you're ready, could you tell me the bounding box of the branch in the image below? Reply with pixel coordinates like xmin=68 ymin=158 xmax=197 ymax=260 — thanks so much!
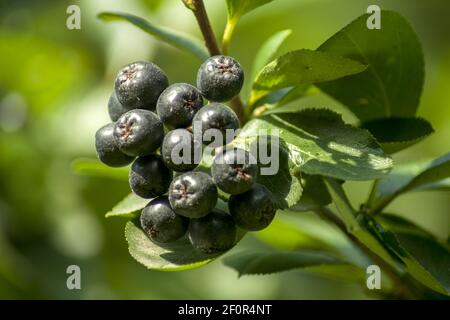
xmin=182 ymin=0 xmax=221 ymax=56
xmin=183 ymin=0 xmax=247 ymax=124
xmin=313 ymin=207 xmax=422 ymax=299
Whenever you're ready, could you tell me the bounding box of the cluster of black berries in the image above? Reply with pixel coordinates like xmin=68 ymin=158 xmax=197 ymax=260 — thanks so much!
xmin=95 ymin=56 xmax=277 ymax=254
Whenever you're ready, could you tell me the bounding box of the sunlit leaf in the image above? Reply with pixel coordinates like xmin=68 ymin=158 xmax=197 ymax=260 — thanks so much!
xmin=105 ymin=193 xmax=148 ymax=219
xmin=250 ymin=29 xmax=292 ymax=85
xmin=376 ymin=152 xmax=450 ymax=200
xmin=125 ymin=218 xmax=247 ymax=271
xmin=251 ymin=49 xmax=366 ymax=103
xmin=317 ymin=11 xmax=424 ymax=122
xmin=226 ymin=0 xmax=274 ymax=20
xmin=235 ymin=109 xmax=393 ymax=183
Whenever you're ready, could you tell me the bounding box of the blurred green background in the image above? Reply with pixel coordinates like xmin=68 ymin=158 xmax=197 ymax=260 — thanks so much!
xmin=0 ymin=0 xmax=449 ymax=299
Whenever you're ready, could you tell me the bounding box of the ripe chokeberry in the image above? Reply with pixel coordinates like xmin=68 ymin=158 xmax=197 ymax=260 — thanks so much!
xmin=114 ymin=109 xmax=164 ymax=157
xmin=212 ymin=148 xmax=258 ymax=195
xmin=161 ymin=129 xmax=200 ymax=172
xmin=189 ymin=209 xmax=236 ymax=254
xmin=228 ymin=184 xmax=276 ymax=231
xmin=115 ymin=61 xmax=169 ymax=110
xmin=108 ymin=93 xmax=130 ymax=122
xmin=129 ymin=155 xmax=172 ymax=198
xmin=140 ymin=197 xmax=189 ymax=243
xmin=197 ymin=55 xmax=244 ymax=102
xmin=168 ymin=171 xmax=218 ymax=218
xmin=192 ymin=102 xmax=240 ymax=145
xmin=156 ymin=83 xmax=203 ymax=129
xmin=95 ymin=123 xmax=134 ymax=167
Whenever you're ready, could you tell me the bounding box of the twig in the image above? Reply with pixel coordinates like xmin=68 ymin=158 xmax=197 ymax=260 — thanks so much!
xmin=182 ymin=0 xmax=247 ymax=124
xmin=313 ymin=207 xmax=421 ymax=299
xmin=182 ymin=0 xmax=221 ymax=56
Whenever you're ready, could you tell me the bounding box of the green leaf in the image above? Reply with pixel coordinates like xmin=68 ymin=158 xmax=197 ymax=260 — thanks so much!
xmin=376 ymin=152 xmax=450 ymax=200
xmin=71 ymin=158 xmax=128 ymax=181
xmin=250 ymin=29 xmax=292 ymax=85
xmin=306 ymin=264 xmax=367 ymax=282
xmin=361 ymin=118 xmax=434 ymax=154
xmin=317 ymin=11 xmax=425 ymax=122
xmin=254 ymin=218 xmax=331 ymax=251
xmin=223 ymin=250 xmax=343 ymax=276
xmin=98 ymin=12 xmax=208 ymax=60
xmin=394 ymin=233 xmax=450 ymax=295
xmin=125 ymin=219 xmax=247 ymax=271
xmin=414 ymin=178 xmax=450 ymax=192
xmin=324 ymin=179 xmax=404 ymax=268
xmin=226 ymin=0 xmax=274 ymax=20
xmin=291 ymin=174 xmax=331 ymax=212
xmin=105 ymin=193 xmax=148 ymax=219
xmin=235 ymin=108 xmax=393 ymax=182
xmin=251 ymin=49 xmax=367 ymax=102
xmin=376 ymin=215 xmax=450 ymax=295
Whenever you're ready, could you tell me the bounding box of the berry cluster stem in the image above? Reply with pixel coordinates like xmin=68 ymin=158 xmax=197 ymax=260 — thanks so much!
xmin=183 ymin=0 xmax=247 ymax=124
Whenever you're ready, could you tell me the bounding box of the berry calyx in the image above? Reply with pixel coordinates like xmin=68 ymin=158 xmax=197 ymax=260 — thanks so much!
xmin=168 ymin=171 xmax=218 ymax=218
xmin=197 ymin=55 xmax=244 ymax=102
xmin=114 ymin=109 xmax=164 ymax=157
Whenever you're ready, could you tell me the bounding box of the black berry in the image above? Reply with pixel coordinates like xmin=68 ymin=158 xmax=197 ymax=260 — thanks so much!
xmin=108 ymin=93 xmax=130 ymax=122
xmin=189 ymin=209 xmax=236 ymax=254
xmin=192 ymin=103 xmax=240 ymax=145
xmin=95 ymin=123 xmax=134 ymax=167
xmin=162 ymin=129 xmax=200 ymax=172
xmin=114 ymin=109 xmax=164 ymax=157
xmin=228 ymin=185 xmax=276 ymax=231
xmin=140 ymin=197 xmax=189 ymax=243
xmin=197 ymin=55 xmax=244 ymax=102
xmin=212 ymin=148 xmax=258 ymax=194
xmin=129 ymin=155 xmax=172 ymax=198
xmin=156 ymin=83 xmax=203 ymax=129
xmin=115 ymin=61 xmax=169 ymax=110
xmin=168 ymin=171 xmax=218 ymax=218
